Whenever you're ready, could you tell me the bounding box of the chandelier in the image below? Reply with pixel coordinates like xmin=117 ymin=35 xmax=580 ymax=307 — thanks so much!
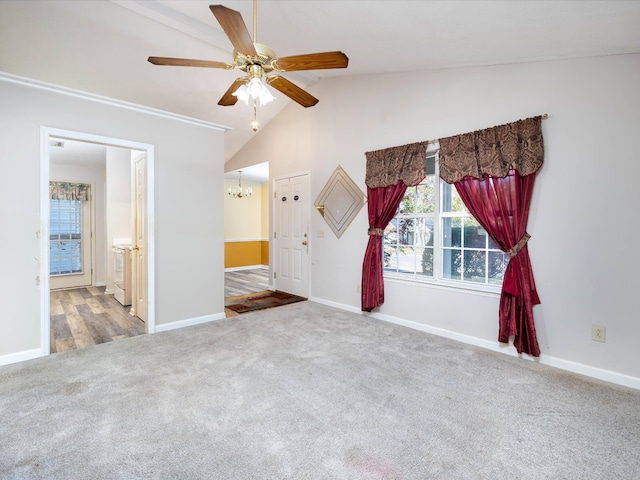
xmin=228 ymin=170 xmax=252 ymax=199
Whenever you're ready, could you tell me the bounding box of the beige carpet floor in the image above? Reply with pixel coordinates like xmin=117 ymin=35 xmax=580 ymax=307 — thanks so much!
xmin=1 ymin=301 xmax=639 ymax=479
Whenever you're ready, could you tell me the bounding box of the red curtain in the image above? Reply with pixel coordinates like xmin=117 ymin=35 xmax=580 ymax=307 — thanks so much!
xmin=454 ymin=171 xmax=541 ymax=356
xmin=439 ymin=116 xmax=544 ymax=356
xmin=361 ymin=182 xmax=408 ymax=311
xmin=361 ymin=141 xmax=428 ymax=312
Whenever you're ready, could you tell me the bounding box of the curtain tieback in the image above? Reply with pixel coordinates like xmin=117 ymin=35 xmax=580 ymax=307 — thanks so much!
xmin=506 ymin=233 xmax=531 ymax=258
xmin=368 ymin=228 xmax=384 ymax=236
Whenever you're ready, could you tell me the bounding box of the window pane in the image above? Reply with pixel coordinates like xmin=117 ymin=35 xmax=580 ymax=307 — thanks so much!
xmin=442 ymin=217 xmax=462 ymax=247
xmin=488 ymin=235 xmax=500 ymax=250
xmin=442 ymin=249 xmax=461 ymax=280
xmin=450 ymin=186 xmax=467 ymax=213
xmin=417 ymin=247 xmax=433 ymax=277
xmin=399 ymin=187 xmax=416 ymax=214
xmin=70 ymin=240 xmax=82 ymax=273
xmin=384 ymin=219 xmax=398 ymax=246
xmin=415 ymin=218 xmax=434 ymax=247
xmin=441 ymin=182 xmax=468 ymax=213
xmin=416 ymin=177 xmax=435 ymax=213
xmin=464 ymin=250 xmax=486 ymax=283
xmin=488 ymin=251 xmax=509 ymax=284
xmin=50 ymin=198 xmax=83 ymax=276
xmin=384 ymin=246 xmax=398 ymax=271
xmin=398 ymin=218 xmax=415 ymax=246
xmin=464 ymin=218 xmax=486 ymax=248
xmin=397 ymin=246 xmax=416 ymax=273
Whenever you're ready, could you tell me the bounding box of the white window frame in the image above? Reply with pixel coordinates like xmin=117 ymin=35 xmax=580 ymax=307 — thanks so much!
xmin=383 ymin=149 xmax=507 ymax=295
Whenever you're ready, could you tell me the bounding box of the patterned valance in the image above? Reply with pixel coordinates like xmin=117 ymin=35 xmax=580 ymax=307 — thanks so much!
xmin=49 ymin=182 xmax=90 ymax=201
xmin=438 ymin=116 xmax=544 ymax=184
xmin=365 ymin=141 xmax=428 ymax=189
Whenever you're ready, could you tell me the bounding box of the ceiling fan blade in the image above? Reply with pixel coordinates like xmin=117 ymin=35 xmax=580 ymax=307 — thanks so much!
xmin=273 ymin=51 xmax=349 ymax=72
xmin=266 ymin=76 xmax=318 ymax=108
xmin=148 ymin=57 xmax=231 ymax=69
xmin=210 ymin=5 xmax=257 ymax=58
xmin=218 ymin=77 xmax=247 ymax=106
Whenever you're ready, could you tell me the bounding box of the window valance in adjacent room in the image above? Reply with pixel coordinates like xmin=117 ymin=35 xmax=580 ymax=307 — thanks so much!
xmin=49 ymin=182 xmax=90 ymax=201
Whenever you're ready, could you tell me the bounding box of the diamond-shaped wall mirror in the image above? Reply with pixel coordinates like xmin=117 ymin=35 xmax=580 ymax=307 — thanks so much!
xmin=314 ymin=166 xmax=366 ymax=238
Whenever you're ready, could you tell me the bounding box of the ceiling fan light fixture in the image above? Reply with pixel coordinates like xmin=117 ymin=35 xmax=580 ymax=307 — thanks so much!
xmin=258 ymin=85 xmax=275 ymax=106
xmin=232 ymin=84 xmax=250 ymax=104
xmin=248 ymin=76 xmax=264 ymax=98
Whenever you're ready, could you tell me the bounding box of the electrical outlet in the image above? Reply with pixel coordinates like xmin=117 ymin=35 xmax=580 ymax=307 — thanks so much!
xmin=592 ymin=324 xmax=606 ymax=342
xmin=356 ymin=282 xmax=361 ymax=293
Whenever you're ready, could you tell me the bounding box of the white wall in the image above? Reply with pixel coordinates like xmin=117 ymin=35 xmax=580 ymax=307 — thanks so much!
xmin=49 ymin=162 xmax=106 ymax=286
xmin=105 ymin=147 xmax=133 ymax=293
xmin=227 ymin=53 xmax=640 ymax=386
xmin=0 ymin=75 xmax=226 ymax=360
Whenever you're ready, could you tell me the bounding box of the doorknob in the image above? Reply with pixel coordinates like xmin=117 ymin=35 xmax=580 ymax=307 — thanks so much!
xmin=302 ymin=241 xmax=308 ymax=246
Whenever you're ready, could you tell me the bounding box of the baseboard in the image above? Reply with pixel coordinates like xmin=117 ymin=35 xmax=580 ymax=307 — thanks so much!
xmin=225 ymin=265 xmax=268 ymax=272
xmin=154 ymin=312 xmax=227 ymax=333
xmin=104 ymin=288 xmax=114 ymax=295
xmin=95 ymin=282 xmax=106 ymax=287
xmin=0 ymin=348 xmax=42 ymax=367
xmin=309 ymin=297 xmax=640 ymax=390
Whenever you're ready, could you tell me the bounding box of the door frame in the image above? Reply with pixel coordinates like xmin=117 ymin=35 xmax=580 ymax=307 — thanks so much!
xmin=272 ymin=170 xmax=310 ymax=298
xmin=40 ymin=127 xmax=156 ymax=356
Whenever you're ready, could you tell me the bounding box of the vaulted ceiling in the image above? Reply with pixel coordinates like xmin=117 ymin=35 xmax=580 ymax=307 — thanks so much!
xmin=2 ymin=1 xmax=640 ymax=164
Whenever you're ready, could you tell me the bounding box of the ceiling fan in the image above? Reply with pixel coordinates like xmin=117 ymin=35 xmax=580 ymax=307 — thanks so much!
xmin=148 ymin=1 xmax=349 ymax=109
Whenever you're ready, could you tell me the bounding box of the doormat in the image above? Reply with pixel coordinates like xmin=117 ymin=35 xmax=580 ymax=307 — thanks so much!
xmin=225 ymin=290 xmax=307 ymax=315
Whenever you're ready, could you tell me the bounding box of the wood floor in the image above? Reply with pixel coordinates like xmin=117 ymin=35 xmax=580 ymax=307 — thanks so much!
xmin=50 ymin=286 xmax=145 ymax=354
xmin=224 ymin=267 xmax=269 ymax=297
xmin=50 ymin=268 xmax=270 ymax=353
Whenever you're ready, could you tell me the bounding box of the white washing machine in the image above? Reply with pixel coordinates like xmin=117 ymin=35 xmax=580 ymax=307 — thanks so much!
xmin=112 ymin=244 xmax=132 ymax=306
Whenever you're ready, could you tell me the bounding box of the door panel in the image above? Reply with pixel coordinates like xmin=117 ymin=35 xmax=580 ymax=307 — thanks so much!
xmin=131 ymin=154 xmax=147 ymax=322
xmin=274 ymin=174 xmax=309 ymax=297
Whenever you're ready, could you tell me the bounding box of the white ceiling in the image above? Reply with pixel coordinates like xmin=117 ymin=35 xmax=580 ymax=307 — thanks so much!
xmin=225 ymin=161 xmax=268 ymax=183
xmin=49 ymin=139 xmax=107 ymax=169
xmin=2 ymin=0 xmax=640 ymax=168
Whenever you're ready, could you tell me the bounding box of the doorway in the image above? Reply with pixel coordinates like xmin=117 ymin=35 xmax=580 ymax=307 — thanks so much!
xmin=223 ymin=162 xmax=270 ymax=298
xmin=273 ymin=172 xmax=310 ymax=298
xmin=40 ymin=127 xmax=156 ymax=356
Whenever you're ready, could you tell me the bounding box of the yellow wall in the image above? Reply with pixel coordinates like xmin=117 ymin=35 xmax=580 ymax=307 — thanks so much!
xmin=224 ymin=181 xmax=269 ymax=268
xmin=224 ymin=181 xmax=262 ymax=239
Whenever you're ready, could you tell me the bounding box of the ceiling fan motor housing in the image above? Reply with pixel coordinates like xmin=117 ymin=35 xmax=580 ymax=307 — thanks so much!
xmin=234 ymin=43 xmax=277 ymax=75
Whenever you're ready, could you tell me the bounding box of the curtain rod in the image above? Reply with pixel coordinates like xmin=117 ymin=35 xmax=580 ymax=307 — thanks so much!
xmin=426 ymin=113 xmax=548 ymax=145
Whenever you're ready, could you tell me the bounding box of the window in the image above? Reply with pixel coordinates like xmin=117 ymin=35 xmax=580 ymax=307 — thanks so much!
xmin=383 ymin=153 xmax=508 ymax=289
xmin=50 ymin=199 xmax=84 ymax=275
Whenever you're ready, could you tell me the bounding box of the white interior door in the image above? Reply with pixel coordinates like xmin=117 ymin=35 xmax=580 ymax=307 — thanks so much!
xmin=131 ymin=154 xmax=147 ymax=322
xmin=49 ymin=185 xmax=92 ymax=290
xmin=274 ymin=174 xmax=309 ymax=297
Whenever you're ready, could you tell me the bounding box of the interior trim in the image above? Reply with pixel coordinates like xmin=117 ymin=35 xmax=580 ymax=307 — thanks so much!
xmin=0 ymin=71 xmax=230 ymax=132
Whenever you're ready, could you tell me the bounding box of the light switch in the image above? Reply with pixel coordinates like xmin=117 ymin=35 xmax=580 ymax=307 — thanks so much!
xmin=317 ymin=230 xmax=325 ymax=238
